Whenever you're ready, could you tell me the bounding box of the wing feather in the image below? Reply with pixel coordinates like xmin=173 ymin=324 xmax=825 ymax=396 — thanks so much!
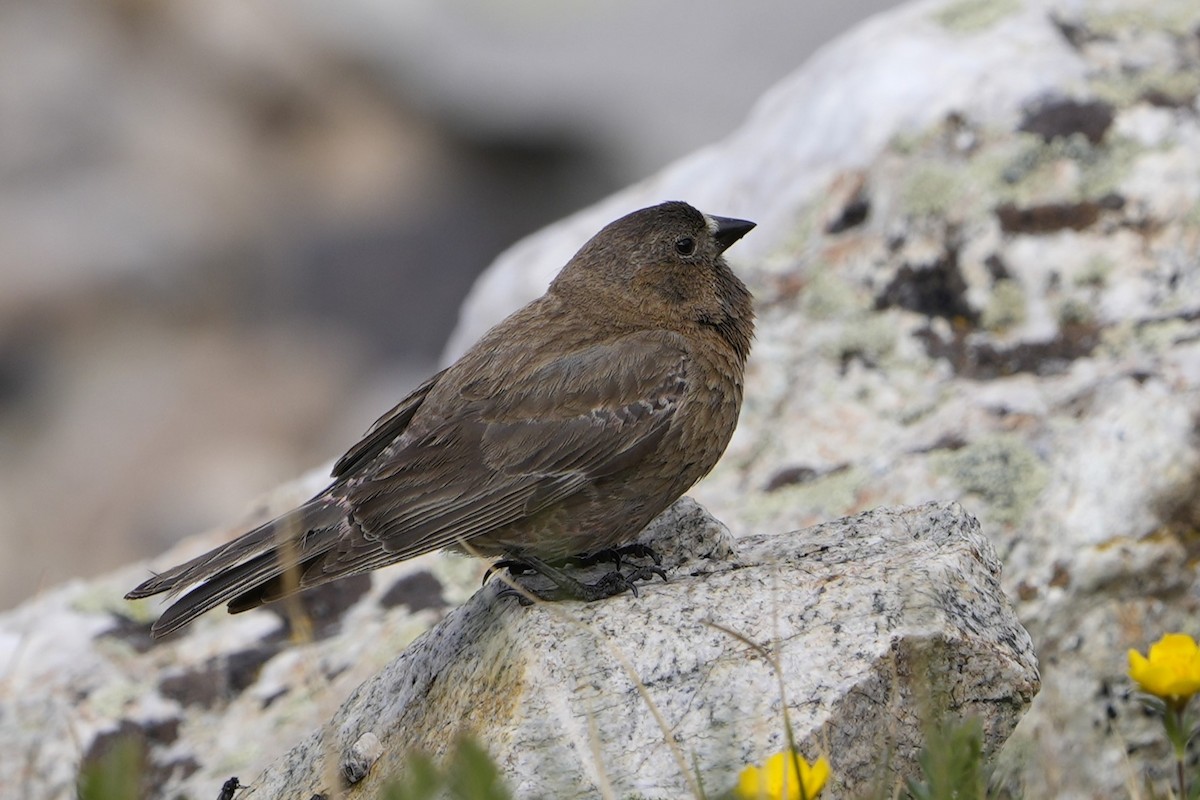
xmin=306 ymin=334 xmax=690 ymax=582
xmin=332 ymin=368 xmax=447 ymax=479
xmin=140 ymin=332 xmax=692 ymax=630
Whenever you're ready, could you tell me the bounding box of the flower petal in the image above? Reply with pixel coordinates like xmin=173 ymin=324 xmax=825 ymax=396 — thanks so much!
xmin=1129 ymin=633 xmax=1200 ymax=704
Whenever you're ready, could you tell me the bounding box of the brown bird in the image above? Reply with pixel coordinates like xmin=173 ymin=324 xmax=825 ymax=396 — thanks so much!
xmin=127 ymin=201 xmax=755 ymax=637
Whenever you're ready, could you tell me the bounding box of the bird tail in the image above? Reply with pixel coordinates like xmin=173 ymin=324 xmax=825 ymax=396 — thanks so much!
xmin=125 ymin=498 xmax=344 ymax=638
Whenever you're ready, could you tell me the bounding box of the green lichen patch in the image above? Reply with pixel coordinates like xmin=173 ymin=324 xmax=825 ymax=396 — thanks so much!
xmin=824 ymin=314 xmax=901 ymax=369
xmin=985 ymin=132 xmax=1137 ymax=209
xmin=72 ymin=584 xmax=158 ymax=625
xmin=801 ymin=269 xmax=872 ymax=320
xmin=1093 ymin=66 xmax=1200 ymax=109
xmin=933 ymin=0 xmax=1022 ymax=33
xmin=1083 ymin=2 xmax=1200 ymax=39
xmin=746 ymin=465 xmax=869 ymax=525
xmin=932 ymin=434 xmax=1048 ymax=525
xmin=901 ymin=163 xmax=971 ymax=218
xmin=1073 ymin=256 xmax=1114 ymax=288
xmin=981 ymin=279 xmax=1028 ymax=332
xmin=1057 ymin=298 xmax=1096 ymax=328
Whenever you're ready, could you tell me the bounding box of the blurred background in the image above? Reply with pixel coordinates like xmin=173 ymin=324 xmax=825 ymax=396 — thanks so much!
xmin=0 ymin=0 xmax=902 ymax=609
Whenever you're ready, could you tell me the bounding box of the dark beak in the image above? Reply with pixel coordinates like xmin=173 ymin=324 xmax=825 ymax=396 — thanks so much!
xmin=710 ymin=215 xmax=756 ymax=252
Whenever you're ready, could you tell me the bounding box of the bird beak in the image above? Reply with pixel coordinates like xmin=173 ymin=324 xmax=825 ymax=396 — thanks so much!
xmin=708 ymin=215 xmax=756 ymax=252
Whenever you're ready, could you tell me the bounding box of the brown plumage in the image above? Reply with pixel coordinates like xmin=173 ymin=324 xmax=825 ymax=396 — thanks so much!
xmin=127 ymin=201 xmax=755 ymax=637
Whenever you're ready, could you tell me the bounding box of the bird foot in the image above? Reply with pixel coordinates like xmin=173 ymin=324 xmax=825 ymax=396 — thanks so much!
xmin=563 ymin=542 xmax=662 ymax=571
xmin=482 ymin=543 xmax=662 ymax=587
xmin=495 ymin=559 xmax=668 ymax=605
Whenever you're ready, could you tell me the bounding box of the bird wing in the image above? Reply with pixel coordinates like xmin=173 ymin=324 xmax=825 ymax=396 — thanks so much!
xmin=304 ymin=332 xmax=692 ymax=581
xmin=331 ymin=368 xmax=448 ymax=479
xmin=138 ymin=332 xmax=692 ymax=635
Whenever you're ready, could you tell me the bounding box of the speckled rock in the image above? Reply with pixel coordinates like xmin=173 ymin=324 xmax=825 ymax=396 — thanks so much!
xmin=4 ymin=0 xmax=1198 ymax=796
xmin=0 ymin=466 xmax=476 ymax=800
xmin=445 ymin=0 xmax=1200 ymax=795
xmin=240 ymin=502 xmax=1035 ymax=799
xmin=0 ymin=494 xmax=1034 ymax=800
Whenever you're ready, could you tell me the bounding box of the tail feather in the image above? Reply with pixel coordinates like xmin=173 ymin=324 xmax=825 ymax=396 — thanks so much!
xmin=127 ymin=499 xmax=345 ymax=637
xmin=126 ymin=521 xmax=282 ymax=599
xmin=225 ymin=559 xmax=316 ymax=615
xmin=224 ymin=526 xmax=345 ymax=614
xmin=150 ymin=551 xmax=284 ymax=637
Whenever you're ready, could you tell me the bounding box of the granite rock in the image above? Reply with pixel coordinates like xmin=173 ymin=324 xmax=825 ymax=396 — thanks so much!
xmin=3 ymin=0 xmax=1196 ymax=796
xmin=0 ymin=497 xmax=1036 ymax=799
xmin=240 ymin=502 xmax=1036 ymax=799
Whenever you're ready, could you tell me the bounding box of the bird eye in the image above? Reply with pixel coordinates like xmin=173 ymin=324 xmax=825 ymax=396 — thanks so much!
xmin=675 ymin=237 xmax=696 ymax=256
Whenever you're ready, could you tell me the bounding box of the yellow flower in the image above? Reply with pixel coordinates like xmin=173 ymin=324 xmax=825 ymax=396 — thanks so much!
xmin=735 ymin=750 xmax=830 ymax=800
xmin=1128 ymin=633 xmax=1200 ymax=709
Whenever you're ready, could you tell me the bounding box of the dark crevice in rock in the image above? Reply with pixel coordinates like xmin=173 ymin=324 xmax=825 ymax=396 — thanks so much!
xmin=166 ymin=757 xmax=202 ymax=783
xmin=225 ymin=645 xmax=281 ymax=692
xmin=839 ymin=343 xmax=882 ymax=373
xmin=1049 ymin=15 xmax=1098 ymax=50
xmin=764 ymin=463 xmax=850 ymax=492
xmin=826 ymin=192 xmax=871 ymax=234
xmin=263 ymin=573 xmax=372 ymax=640
xmin=916 ymin=320 xmax=1102 ymax=378
xmin=261 ymin=688 xmax=289 ymax=709
xmin=99 ymin=613 xmax=158 ymax=654
xmin=1018 ymin=96 xmax=1115 ymax=144
xmin=1151 ymin=456 xmax=1200 ymax=565
xmin=911 ymin=433 xmax=969 ymax=454
xmin=158 ymin=645 xmax=281 ymax=709
xmin=1134 ymin=308 xmax=1200 ymax=335
xmin=766 ymin=466 xmax=819 ymax=490
xmin=158 ymin=668 xmax=222 ymax=709
xmin=380 ymin=571 xmax=448 ymax=613
xmin=875 ymin=244 xmax=978 ymax=325
xmin=984 ymin=253 xmax=1012 ymax=281
xmin=1143 ymin=84 xmax=1200 ymax=108
xmin=995 ymin=197 xmax=1123 ymax=234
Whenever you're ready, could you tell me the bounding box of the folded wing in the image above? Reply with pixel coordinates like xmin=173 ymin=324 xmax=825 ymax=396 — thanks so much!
xmin=132 ymin=332 xmax=690 ymax=636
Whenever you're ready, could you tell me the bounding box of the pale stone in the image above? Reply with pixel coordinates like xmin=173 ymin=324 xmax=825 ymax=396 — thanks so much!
xmin=240 ymin=502 xmax=1035 ymax=799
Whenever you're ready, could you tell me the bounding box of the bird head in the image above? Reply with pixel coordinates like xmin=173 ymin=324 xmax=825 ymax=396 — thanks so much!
xmin=550 ymin=201 xmax=755 ymax=356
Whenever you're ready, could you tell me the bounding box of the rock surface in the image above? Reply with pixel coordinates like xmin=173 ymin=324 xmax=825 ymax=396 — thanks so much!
xmin=0 ymin=465 xmax=476 ymax=800
xmin=241 ymin=502 xmax=1035 ymax=799
xmin=3 ymin=0 xmax=1196 ymax=796
xmin=0 ymin=494 xmax=1033 ymax=799
xmin=445 ymin=0 xmax=1200 ymax=795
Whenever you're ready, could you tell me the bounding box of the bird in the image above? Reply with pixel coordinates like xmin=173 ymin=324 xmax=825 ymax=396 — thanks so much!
xmin=126 ymin=200 xmax=755 ymax=637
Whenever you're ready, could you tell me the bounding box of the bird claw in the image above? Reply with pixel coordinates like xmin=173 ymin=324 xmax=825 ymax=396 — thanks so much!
xmin=485 ymin=543 xmax=662 ymax=588
xmin=494 ymin=584 xmax=537 ymax=606
xmin=482 ymin=558 xmax=534 ymax=587
xmin=562 ymin=542 xmax=663 ymax=571
xmin=494 ymin=561 xmax=668 ymax=605
xmin=626 ymin=563 xmax=669 ymax=584
xmin=617 ymin=542 xmax=663 ymax=566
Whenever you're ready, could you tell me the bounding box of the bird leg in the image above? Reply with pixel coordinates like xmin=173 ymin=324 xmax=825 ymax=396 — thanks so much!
xmin=494 ymin=554 xmax=667 ymax=605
